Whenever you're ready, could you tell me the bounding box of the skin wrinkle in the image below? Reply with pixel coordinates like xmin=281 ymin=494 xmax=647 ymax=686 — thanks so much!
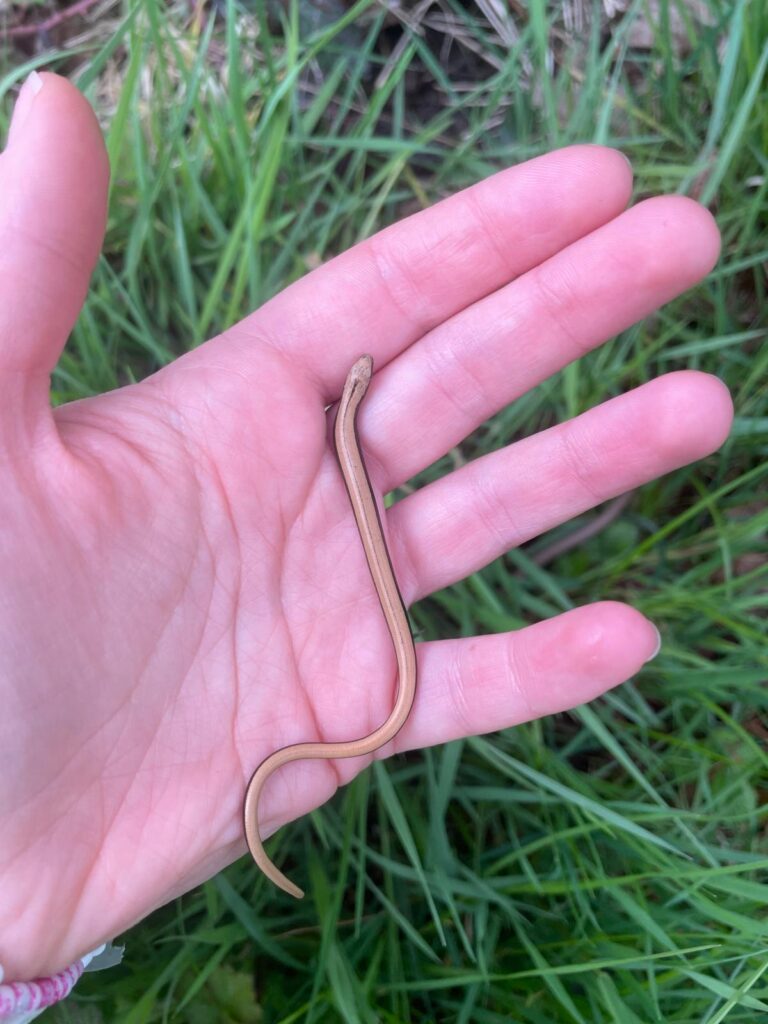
xmin=173 ymin=503 xmax=243 ymax=811
xmin=0 ymin=220 xmax=93 ymax=280
xmin=530 ymin=258 xmax=591 ymax=359
xmin=5 ymin=491 xmax=204 ymax=827
xmin=15 ymin=455 xmax=74 ymax=544
xmin=217 ymin=319 xmax=328 ymax=399
xmin=419 ymin=324 xmax=490 ymax=429
xmin=270 ymin=463 xmax=346 ymax=800
xmin=461 ymin=182 xmax=520 ymax=276
xmin=0 ymin=371 xmax=55 ymax=453
xmin=2 ymin=516 xmax=180 ymax=809
xmin=53 ymin=413 xmax=180 ymax=520
xmin=148 ymin=362 xmax=263 ymax=473
xmin=445 ymin=641 xmax=475 ymax=739
xmin=17 ymin=681 xmax=136 ymax=821
xmin=503 ymin=628 xmax=538 ymax=724
xmin=280 ymin=557 xmax=344 ymax=794
xmin=295 ymin=570 xmax=378 ymax=653
xmin=556 ymin=417 xmax=608 ymax=506
xmin=182 ymin=475 xmax=273 ymax=807
xmin=395 ymin=481 xmax=481 ymax=601
xmin=70 ymin=597 xmax=223 ymax=944
xmin=236 ymin=647 xmax=298 ymax=738
xmin=63 ymin=475 xmax=143 ymax=573
xmin=270 ymin=435 xmax=317 ymax=651
xmin=5 ymin=753 xmax=94 ymax=856
xmin=366 ymin=190 xmax=528 ymax=333
xmin=198 ymin=452 xmax=243 ymax=625
xmin=32 ymin=693 xmax=164 ymax=969
xmin=468 ymin=464 xmax=525 ymax=555
xmin=364 ymin=232 xmax=435 ymax=343
xmin=100 ymin=573 xmax=202 ymax=781
xmin=298 ymin=565 xmax=401 ymax=778
xmin=342 ymin=564 xmax=405 ymax=742
xmin=441 ymin=326 xmax=494 ymax=422
xmin=228 ymin=585 xmax=244 ymax=799
xmin=366 ymin=301 xmax=525 ymax=493
xmin=193 ymin=523 xmax=236 ymax=645
xmin=31 ymin=390 xmax=228 ymax=957
xmin=385 ymin=511 xmax=422 ymax=612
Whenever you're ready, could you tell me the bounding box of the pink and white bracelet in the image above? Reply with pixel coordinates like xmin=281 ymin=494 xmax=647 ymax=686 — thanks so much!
xmin=0 ymin=945 xmax=109 ymax=1023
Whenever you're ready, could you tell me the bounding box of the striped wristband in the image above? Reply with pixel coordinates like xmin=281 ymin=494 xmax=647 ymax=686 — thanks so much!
xmin=0 ymin=944 xmax=120 ymax=1023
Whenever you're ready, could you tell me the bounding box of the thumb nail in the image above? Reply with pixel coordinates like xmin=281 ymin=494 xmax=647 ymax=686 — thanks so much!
xmin=646 ymin=624 xmax=662 ymax=662
xmin=8 ymin=70 xmax=44 ymax=147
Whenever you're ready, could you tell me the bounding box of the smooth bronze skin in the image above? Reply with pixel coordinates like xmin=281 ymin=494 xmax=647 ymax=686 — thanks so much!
xmin=243 ymin=355 xmax=418 ymax=898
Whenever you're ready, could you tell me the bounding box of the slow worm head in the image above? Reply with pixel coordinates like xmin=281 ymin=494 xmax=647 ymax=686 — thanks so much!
xmin=243 ymin=354 xmax=418 ymax=898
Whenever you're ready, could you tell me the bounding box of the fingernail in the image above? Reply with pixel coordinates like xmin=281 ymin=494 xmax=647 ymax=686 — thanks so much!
xmin=646 ymin=624 xmax=662 ymax=662
xmin=8 ymin=70 xmax=44 ymax=146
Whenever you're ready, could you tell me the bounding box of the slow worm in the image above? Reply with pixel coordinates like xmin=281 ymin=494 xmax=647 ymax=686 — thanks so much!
xmin=243 ymin=354 xmax=418 ymax=899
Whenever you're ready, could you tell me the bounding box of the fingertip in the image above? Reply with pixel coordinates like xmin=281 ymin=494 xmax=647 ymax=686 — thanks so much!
xmin=582 ymin=143 xmax=634 ymax=190
xmin=679 ymin=370 xmax=733 ymax=451
xmin=633 ymin=195 xmax=722 ymax=284
xmin=612 ymin=146 xmax=634 ymax=193
xmin=551 ymin=143 xmax=634 ymax=207
xmin=10 ymin=70 xmax=110 ymax=184
xmin=8 ymin=68 xmax=109 ymax=253
xmin=519 ymin=602 xmax=661 ymax=716
xmin=669 ymin=195 xmax=722 ymax=276
xmin=646 ymin=371 xmax=734 ymax=462
xmin=703 ymin=373 xmax=735 ymax=443
xmin=6 ymin=70 xmax=43 ymax=148
xmin=572 ymin=600 xmax=659 ymax=679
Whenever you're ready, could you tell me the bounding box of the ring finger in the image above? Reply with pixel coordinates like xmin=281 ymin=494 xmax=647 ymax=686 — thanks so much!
xmin=387 ymin=369 xmax=732 ymax=601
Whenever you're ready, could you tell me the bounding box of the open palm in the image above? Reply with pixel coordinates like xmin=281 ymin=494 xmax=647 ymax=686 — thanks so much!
xmin=0 ymin=74 xmax=732 ymax=982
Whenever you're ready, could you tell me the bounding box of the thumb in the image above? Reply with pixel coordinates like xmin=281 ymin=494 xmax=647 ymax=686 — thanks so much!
xmin=0 ymin=71 xmax=109 ymax=451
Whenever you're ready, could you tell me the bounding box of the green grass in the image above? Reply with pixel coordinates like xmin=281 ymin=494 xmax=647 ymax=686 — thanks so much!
xmin=2 ymin=0 xmax=768 ymax=1019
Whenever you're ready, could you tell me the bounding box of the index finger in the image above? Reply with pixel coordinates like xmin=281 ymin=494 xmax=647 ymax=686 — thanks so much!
xmin=216 ymin=145 xmax=633 ymax=399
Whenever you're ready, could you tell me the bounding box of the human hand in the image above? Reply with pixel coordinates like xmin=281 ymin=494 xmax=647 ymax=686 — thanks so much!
xmin=0 ymin=74 xmax=732 ymax=981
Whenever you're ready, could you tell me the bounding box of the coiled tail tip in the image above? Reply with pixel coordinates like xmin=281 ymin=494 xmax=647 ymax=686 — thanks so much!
xmin=263 ymin=857 xmax=305 ymax=899
xmin=282 ymin=878 xmax=305 ymax=900
xmin=244 ymin=769 xmax=305 ymax=899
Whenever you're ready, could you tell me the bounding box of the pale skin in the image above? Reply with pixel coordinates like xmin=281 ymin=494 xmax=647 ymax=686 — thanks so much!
xmin=0 ymin=73 xmax=733 ymax=982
